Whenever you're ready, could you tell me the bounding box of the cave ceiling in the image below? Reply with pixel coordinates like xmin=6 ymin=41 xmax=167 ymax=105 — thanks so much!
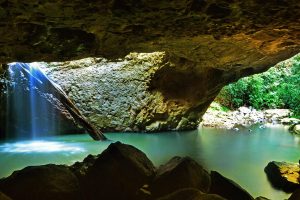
xmin=0 ymin=0 xmax=299 ymax=73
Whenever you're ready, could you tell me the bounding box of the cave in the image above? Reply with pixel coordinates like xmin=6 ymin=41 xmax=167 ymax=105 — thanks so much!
xmin=0 ymin=0 xmax=299 ymax=200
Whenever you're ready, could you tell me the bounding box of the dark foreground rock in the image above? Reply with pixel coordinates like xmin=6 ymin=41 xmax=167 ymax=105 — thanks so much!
xmin=0 ymin=164 xmax=82 ymax=200
xmin=151 ymin=156 xmax=211 ymax=198
xmin=0 ymin=142 xmax=262 ymax=200
xmin=264 ymin=161 xmax=299 ymax=192
xmin=83 ymin=141 xmax=156 ymax=200
xmin=210 ymin=171 xmax=254 ymax=200
xmin=0 ymin=192 xmax=11 ymax=200
xmin=156 ymin=188 xmax=226 ymax=200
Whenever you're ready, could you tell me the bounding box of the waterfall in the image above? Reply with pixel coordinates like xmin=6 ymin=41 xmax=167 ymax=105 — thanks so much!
xmin=4 ymin=62 xmax=60 ymax=139
xmin=0 ymin=62 xmax=105 ymax=140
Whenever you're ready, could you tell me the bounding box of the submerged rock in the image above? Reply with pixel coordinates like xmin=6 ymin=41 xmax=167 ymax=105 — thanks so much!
xmin=210 ymin=171 xmax=254 ymax=200
xmin=83 ymin=141 xmax=156 ymax=200
xmin=150 ymin=156 xmax=211 ymax=197
xmin=0 ymin=164 xmax=82 ymax=200
xmin=264 ymin=161 xmax=300 ymax=192
xmin=155 ymin=188 xmax=226 ymax=200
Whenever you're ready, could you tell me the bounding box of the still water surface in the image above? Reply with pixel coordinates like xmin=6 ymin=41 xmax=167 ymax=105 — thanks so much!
xmin=0 ymin=125 xmax=299 ymax=199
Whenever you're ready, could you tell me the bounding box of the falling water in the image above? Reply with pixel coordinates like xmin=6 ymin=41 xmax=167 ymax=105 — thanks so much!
xmin=3 ymin=62 xmax=60 ymax=139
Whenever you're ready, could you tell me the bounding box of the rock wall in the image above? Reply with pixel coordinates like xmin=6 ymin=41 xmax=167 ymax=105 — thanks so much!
xmin=41 ymin=52 xmax=238 ymax=132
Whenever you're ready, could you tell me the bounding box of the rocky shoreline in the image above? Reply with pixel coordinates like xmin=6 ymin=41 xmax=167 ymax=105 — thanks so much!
xmin=201 ymin=104 xmax=300 ymax=131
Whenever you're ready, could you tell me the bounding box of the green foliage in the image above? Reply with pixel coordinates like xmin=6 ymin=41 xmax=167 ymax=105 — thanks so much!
xmin=216 ymin=54 xmax=300 ymax=117
xmin=209 ymin=102 xmax=230 ymax=112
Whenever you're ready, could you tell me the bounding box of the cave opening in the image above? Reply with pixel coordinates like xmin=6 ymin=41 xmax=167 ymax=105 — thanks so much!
xmin=0 ymin=52 xmax=299 ymax=200
xmin=0 ymin=0 xmax=300 ymax=199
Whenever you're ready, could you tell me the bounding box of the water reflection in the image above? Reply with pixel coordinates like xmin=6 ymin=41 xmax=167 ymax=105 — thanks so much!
xmin=0 ymin=140 xmax=85 ymax=153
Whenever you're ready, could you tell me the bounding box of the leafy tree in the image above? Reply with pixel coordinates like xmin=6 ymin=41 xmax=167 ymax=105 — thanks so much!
xmin=216 ymin=54 xmax=300 ymax=117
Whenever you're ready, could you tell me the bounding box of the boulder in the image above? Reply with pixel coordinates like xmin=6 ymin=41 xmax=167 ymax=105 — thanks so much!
xmin=289 ymin=188 xmax=300 ymax=200
xmin=281 ymin=118 xmax=300 ymax=125
xmin=155 ymin=188 xmax=226 ymax=200
xmin=238 ymin=107 xmax=252 ymax=115
xmin=150 ymin=156 xmax=211 ymax=198
xmin=263 ymin=109 xmax=290 ymax=123
xmin=264 ymin=161 xmax=299 ymax=192
xmin=210 ymin=171 xmax=254 ymax=200
xmin=0 ymin=164 xmax=82 ymax=200
xmin=293 ymin=125 xmax=300 ymax=135
xmin=0 ymin=192 xmax=12 ymax=200
xmin=83 ymin=141 xmax=156 ymax=200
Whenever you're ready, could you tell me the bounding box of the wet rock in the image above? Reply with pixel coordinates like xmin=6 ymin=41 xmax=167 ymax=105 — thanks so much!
xmin=0 ymin=192 xmax=12 ymax=200
xmin=210 ymin=171 xmax=254 ymax=200
xmin=264 ymin=161 xmax=300 ymax=192
xmin=83 ymin=142 xmax=156 ymax=200
xmin=289 ymin=188 xmax=300 ymax=200
xmin=151 ymin=156 xmax=211 ymax=198
xmin=155 ymin=188 xmax=226 ymax=200
xmin=0 ymin=164 xmax=82 ymax=200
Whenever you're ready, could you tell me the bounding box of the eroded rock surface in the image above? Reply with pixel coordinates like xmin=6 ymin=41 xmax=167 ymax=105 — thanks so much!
xmin=42 ymin=52 xmax=235 ymax=132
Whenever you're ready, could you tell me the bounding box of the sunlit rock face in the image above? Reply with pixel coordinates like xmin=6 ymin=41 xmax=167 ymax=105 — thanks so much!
xmin=41 ymin=52 xmax=249 ymax=132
